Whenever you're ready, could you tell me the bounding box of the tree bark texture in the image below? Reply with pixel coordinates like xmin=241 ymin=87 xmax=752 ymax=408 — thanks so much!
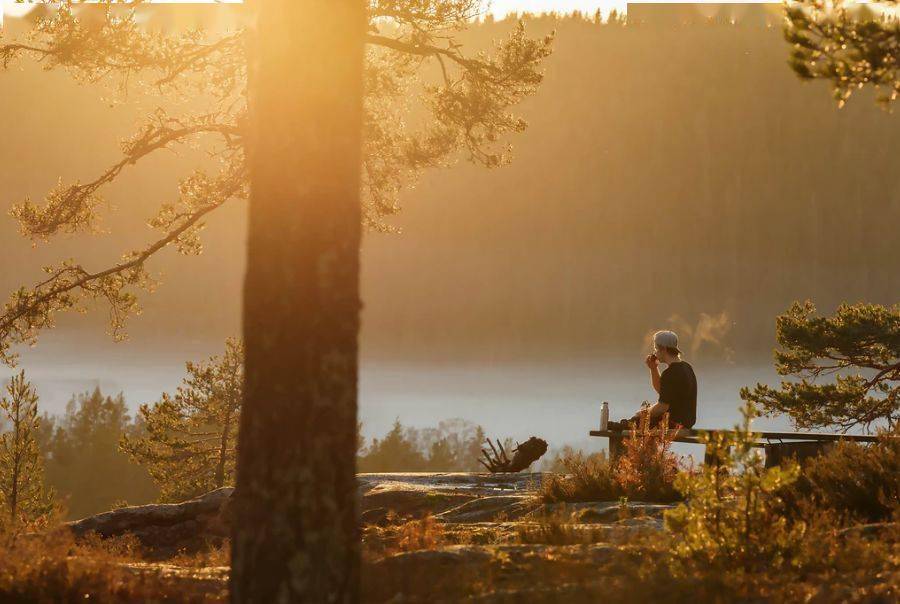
xmin=231 ymin=1 xmax=365 ymax=602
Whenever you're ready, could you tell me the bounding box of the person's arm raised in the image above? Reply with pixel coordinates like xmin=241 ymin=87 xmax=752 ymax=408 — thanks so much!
xmin=646 ymin=354 xmax=661 ymax=394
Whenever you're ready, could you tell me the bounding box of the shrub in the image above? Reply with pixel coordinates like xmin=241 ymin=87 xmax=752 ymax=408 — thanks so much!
xmin=168 ymin=540 xmax=231 ymax=568
xmin=540 ymin=450 xmax=619 ymax=502
xmin=362 ymin=513 xmax=445 ymax=559
xmin=780 ymin=426 xmax=900 ymax=524
xmin=664 ymin=403 xmax=806 ymax=576
xmin=0 ymin=523 xmax=226 ymax=602
xmin=396 ymin=514 xmax=444 ymax=552
xmin=614 ymin=413 xmax=681 ymax=502
xmin=627 ymin=517 xmax=900 ymax=603
xmin=616 ymin=403 xmax=900 ymax=601
xmin=541 ymin=415 xmax=682 ymax=503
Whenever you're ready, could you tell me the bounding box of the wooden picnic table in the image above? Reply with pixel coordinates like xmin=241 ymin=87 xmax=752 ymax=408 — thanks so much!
xmin=589 ymin=428 xmax=882 ymax=465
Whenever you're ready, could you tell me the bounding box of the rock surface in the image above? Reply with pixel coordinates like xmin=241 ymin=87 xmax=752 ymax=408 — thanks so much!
xmin=85 ymin=469 xmax=900 ymax=603
xmin=65 ymin=473 xmax=675 ymax=560
xmin=66 ymin=487 xmax=234 ymax=559
xmin=364 ymin=543 xmax=635 ymax=602
xmin=548 ymin=501 xmax=674 ymax=523
xmin=59 ymin=473 xmax=686 ymax=601
xmin=62 ymin=474 xmax=543 ymax=555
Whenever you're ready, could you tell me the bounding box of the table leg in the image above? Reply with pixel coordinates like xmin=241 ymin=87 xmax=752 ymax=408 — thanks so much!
xmin=609 ymin=433 xmax=623 ymax=463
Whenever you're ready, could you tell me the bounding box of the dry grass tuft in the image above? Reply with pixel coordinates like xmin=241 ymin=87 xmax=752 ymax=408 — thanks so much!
xmin=542 ymin=416 xmax=683 ymax=503
xmin=363 ymin=513 xmax=446 ymax=560
xmin=396 ymin=514 xmax=444 ymax=552
xmin=614 ymin=414 xmax=681 ymax=502
xmin=541 ymin=451 xmax=619 ymax=502
xmin=0 ymin=524 xmax=226 ymax=602
xmin=168 ymin=540 xmax=231 ymax=568
xmin=516 ymin=506 xmax=607 ymax=545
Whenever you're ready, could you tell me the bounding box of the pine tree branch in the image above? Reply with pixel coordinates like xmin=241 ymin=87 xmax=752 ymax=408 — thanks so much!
xmin=0 ymin=167 xmax=246 ymax=365
xmin=12 ymin=115 xmax=243 ymax=241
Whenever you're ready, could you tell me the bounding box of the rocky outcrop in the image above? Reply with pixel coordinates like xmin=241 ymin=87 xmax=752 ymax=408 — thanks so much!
xmin=62 ymin=473 xmax=675 ymax=559
xmin=63 ymin=474 xmax=542 ymax=555
xmin=358 ymin=472 xmax=543 ymax=524
xmin=65 ymin=488 xmax=234 ymax=558
xmin=357 ymin=472 xmax=543 ymax=494
xmin=359 ymin=481 xmax=478 ymax=525
xmin=547 ymin=501 xmax=674 ymax=523
xmin=67 ymin=488 xmax=234 ymax=538
xmin=437 ymin=495 xmax=539 ymax=522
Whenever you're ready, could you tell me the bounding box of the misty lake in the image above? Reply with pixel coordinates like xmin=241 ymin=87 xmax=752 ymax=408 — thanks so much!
xmin=5 ymin=334 xmax=799 ymax=459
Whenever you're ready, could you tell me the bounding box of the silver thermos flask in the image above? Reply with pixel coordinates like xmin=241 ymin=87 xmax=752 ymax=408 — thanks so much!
xmin=600 ymin=401 xmax=609 ymax=431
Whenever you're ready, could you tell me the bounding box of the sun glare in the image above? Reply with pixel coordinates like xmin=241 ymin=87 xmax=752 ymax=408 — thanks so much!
xmin=1 ymin=1 xmax=794 ymax=28
xmin=489 ymin=1 xmax=627 ymax=17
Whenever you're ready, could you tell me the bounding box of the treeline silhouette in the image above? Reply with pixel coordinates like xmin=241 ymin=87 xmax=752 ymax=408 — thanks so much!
xmin=358 ymin=418 xmax=489 ymax=473
xmin=36 ymin=388 xmax=158 ymax=519
xmin=27 ymin=387 xmax=488 ymax=518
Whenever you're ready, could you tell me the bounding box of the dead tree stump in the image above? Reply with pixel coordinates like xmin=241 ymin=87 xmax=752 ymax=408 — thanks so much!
xmin=479 ymin=437 xmax=548 ymax=473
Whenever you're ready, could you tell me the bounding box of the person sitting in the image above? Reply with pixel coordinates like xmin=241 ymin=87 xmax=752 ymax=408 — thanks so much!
xmin=608 ymin=330 xmax=697 ymax=431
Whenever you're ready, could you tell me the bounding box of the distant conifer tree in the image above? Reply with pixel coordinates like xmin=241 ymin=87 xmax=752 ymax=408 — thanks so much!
xmin=359 ymin=419 xmax=427 ymax=472
xmin=427 ymin=437 xmax=456 ymax=469
xmin=121 ymin=338 xmax=243 ymax=502
xmin=358 ymin=418 xmax=489 ymax=471
xmin=42 ymin=387 xmax=157 ymax=518
xmin=742 ymin=302 xmax=899 ymax=431
xmin=0 ymin=371 xmax=53 ymax=524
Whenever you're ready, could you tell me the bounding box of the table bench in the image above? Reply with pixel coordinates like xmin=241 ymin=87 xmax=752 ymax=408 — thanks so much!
xmin=589 ymin=428 xmax=881 ymax=467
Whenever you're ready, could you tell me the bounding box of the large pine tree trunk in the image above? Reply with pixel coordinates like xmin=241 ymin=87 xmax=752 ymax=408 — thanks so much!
xmin=231 ymin=1 xmax=365 ymax=601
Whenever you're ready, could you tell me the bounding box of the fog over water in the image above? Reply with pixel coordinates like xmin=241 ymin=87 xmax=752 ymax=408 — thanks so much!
xmin=10 ymin=332 xmax=788 ymax=458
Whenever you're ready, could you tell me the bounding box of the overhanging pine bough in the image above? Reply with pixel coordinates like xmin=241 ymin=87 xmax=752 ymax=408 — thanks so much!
xmin=785 ymin=0 xmax=900 ymax=108
xmin=0 ymin=1 xmax=552 ymax=365
xmin=741 ymin=301 xmax=900 ymax=431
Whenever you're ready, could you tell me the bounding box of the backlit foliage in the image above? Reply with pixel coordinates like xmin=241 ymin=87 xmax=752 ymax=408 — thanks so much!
xmin=742 ymin=301 xmax=900 ymax=430
xmin=0 ymin=524 xmax=228 ymax=602
xmin=785 ymin=0 xmax=900 ymax=107
xmin=0 ymin=372 xmax=53 ymax=526
xmin=779 ymin=425 xmax=900 ymax=523
xmin=542 ymin=416 xmax=681 ymax=503
xmin=614 ymin=412 xmax=680 ymax=502
xmin=636 ymin=402 xmax=900 ymax=601
xmin=121 ymin=338 xmax=243 ymax=502
xmin=664 ymin=402 xmax=806 ymax=576
xmin=0 ymin=0 xmax=552 ymax=365
xmin=540 ymin=450 xmax=619 ymax=502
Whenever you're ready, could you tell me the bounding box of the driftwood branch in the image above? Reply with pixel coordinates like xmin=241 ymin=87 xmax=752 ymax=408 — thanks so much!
xmin=479 ymin=436 xmax=548 ymax=473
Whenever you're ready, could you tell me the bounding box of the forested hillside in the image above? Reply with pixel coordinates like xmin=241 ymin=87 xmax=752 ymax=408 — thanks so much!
xmin=362 ymin=8 xmax=900 ymax=361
